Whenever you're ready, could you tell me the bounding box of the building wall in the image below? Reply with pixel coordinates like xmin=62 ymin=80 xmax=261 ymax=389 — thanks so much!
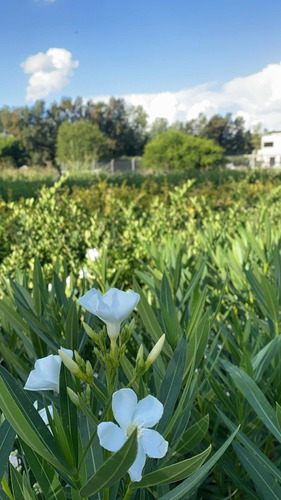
xmin=256 ymin=132 xmax=281 ymax=167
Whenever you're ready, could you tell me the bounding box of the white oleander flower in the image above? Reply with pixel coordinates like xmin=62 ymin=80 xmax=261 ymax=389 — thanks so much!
xmin=97 ymin=388 xmax=168 ymax=482
xmin=9 ymin=451 xmax=21 ymax=469
xmin=24 ymin=347 xmax=73 ymax=393
xmin=86 ymin=248 xmax=100 ymax=262
xmin=78 ymin=287 xmax=140 ymax=339
xmin=79 ymin=266 xmax=90 ymax=279
xmin=33 ymin=401 xmax=54 ymax=427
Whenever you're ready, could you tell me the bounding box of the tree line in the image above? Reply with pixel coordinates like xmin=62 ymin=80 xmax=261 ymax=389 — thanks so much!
xmin=0 ymin=97 xmax=261 ymax=170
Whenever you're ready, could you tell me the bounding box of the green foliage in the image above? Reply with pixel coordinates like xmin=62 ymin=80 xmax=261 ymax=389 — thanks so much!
xmin=56 ymin=120 xmax=108 ymax=169
xmin=143 ymin=129 xmax=224 ymax=170
xmin=2 ymin=172 xmax=281 ymax=497
xmin=0 ymin=137 xmax=28 ymax=168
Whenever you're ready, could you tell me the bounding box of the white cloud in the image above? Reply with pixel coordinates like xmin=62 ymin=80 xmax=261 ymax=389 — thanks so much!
xmin=21 ymin=48 xmax=79 ymax=102
xmin=88 ymin=61 xmax=281 ymax=130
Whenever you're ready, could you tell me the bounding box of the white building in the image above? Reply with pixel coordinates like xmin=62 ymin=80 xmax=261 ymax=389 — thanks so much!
xmin=256 ymin=132 xmax=281 ymax=168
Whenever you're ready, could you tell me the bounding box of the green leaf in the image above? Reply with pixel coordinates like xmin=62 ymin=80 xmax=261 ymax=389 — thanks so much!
xmin=0 ymin=420 xmax=16 ymax=481
xmin=219 ymin=410 xmax=281 ymax=485
xmin=233 ymin=442 xmax=281 ymax=499
xmin=133 ymin=279 xmax=172 ymax=358
xmin=252 ymin=336 xmax=281 ymax=382
xmin=133 ymin=445 xmax=211 ymax=488
xmin=185 ymin=287 xmax=206 ymax=339
xmin=59 ymin=365 xmax=78 ymax=467
xmin=33 ymin=257 xmax=47 ymax=316
xmin=65 ymin=301 xmax=78 ymax=350
xmin=222 ymin=360 xmax=281 ymax=443
xmin=10 ymin=466 xmax=25 ymax=500
xmin=176 ymin=415 xmax=209 ymax=455
xmin=208 ymin=373 xmax=237 ymax=418
xmin=245 ymin=270 xmax=279 ymax=332
xmin=160 ymin=273 xmax=181 ymax=347
xmin=158 ymin=427 xmax=239 ymax=500
xmin=20 ymin=441 xmax=66 ymax=500
xmin=22 ymin=473 xmax=37 ymax=500
xmin=0 ymin=366 xmax=70 ymax=473
xmin=276 ymin=402 xmax=281 ymax=432
xmin=156 ymin=336 xmax=187 ymax=434
xmin=0 ymin=299 xmax=35 ymax=357
xmin=80 ymin=416 xmax=103 ymax=500
xmin=80 ymin=428 xmax=138 ymax=497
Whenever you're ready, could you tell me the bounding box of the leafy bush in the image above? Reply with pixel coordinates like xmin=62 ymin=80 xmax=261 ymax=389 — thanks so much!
xmin=143 ymin=129 xmax=225 ymax=170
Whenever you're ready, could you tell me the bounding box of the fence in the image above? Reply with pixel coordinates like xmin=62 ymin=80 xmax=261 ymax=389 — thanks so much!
xmin=61 ymin=158 xmax=142 ymax=175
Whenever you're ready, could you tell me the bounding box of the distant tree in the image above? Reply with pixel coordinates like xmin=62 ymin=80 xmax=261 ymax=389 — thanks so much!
xmin=200 ymin=113 xmax=253 ymax=155
xmin=56 ymin=120 xmax=109 ymax=169
xmin=143 ymin=129 xmax=224 ymax=171
xmin=185 ymin=113 xmax=208 ymax=136
xmin=149 ymin=118 xmax=168 ymax=140
xmin=0 ymin=137 xmax=29 ymax=167
xmin=250 ymin=124 xmax=262 ymax=151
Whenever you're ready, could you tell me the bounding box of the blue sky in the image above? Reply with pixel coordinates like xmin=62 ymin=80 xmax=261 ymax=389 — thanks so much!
xmin=2 ymin=0 xmax=281 ymax=129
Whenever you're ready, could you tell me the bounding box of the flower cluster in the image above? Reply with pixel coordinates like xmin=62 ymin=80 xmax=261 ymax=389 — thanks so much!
xmin=23 ymin=287 xmax=168 ymax=482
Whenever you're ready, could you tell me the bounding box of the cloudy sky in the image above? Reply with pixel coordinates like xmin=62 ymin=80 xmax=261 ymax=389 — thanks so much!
xmin=2 ymin=0 xmax=281 ymax=130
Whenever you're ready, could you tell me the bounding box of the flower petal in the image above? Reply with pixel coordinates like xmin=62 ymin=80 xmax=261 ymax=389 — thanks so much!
xmin=24 ymin=356 xmax=61 ymax=392
xmin=112 ymin=388 xmax=138 ymax=430
xmin=140 ymin=429 xmax=168 ymax=458
xmin=38 ymin=406 xmax=54 ymax=426
xmin=77 ymin=288 xmax=102 ymax=316
xmin=132 ymin=395 xmax=164 ymax=428
xmin=128 ymin=444 xmax=146 ymax=482
xmin=97 ymin=422 xmax=126 ymax=452
xmin=101 ymin=288 xmax=140 ymax=323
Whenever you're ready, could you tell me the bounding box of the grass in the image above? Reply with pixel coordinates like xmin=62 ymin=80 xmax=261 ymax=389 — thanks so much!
xmin=1 ymin=164 xmax=281 ymax=201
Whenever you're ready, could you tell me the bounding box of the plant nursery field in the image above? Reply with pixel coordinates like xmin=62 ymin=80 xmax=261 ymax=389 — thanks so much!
xmin=0 ymin=169 xmax=281 ymax=499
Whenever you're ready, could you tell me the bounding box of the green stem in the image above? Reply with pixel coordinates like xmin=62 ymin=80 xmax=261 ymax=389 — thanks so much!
xmin=126 ymin=374 xmax=137 ymax=388
xmin=123 ymin=483 xmax=132 ymax=500
xmin=103 ymin=487 xmax=109 ymax=500
xmin=110 ymin=337 xmax=117 ymax=355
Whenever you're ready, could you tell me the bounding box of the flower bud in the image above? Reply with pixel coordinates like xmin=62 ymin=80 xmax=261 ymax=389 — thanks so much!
xmin=86 ymin=360 xmax=93 ymax=381
xmin=58 ymin=350 xmax=81 ymax=376
xmin=145 ymin=335 xmax=166 ymax=368
xmin=67 ymin=388 xmax=80 ymax=408
xmin=135 ymin=344 xmax=145 ymax=372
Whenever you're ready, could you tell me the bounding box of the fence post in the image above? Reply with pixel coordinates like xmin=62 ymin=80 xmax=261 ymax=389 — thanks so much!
xmin=110 ymin=159 xmax=114 ymax=173
xmin=131 ymin=158 xmax=136 ymax=172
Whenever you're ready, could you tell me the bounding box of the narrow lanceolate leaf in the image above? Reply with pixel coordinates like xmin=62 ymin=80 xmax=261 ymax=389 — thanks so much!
xmin=252 ymin=336 xmax=281 ymax=382
xmin=20 ymin=441 xmax=66 ymax=500
xmin=157 ymin=336 xmax=187 ymax=434
xmin=80 ymin=429 xmax=138 ymax=497
xmin=276 ymin=403 xmax=281 ymax=432
xmin=59 ymin=365 xmax=78 ymax=467
xmin=159 ymin=427 xmax=239 ymax=500
xmin=10 ymin=466 xmax=25 ymax=500
xmin=65 ymin=301 xmax=78 ymax=350
xmin=185 ymin=287 xmax=207 ymax=339
xmin=233 ymin=442 xmax=281 ymax=500
xmin=133 ymin=445 xmax=211 ymax=488
xmin=219 ymin=410 xmax=281 ymax=485
xmin=160 ymin=273 xmax=181 ymax=347
xmin=0 ymin=420 xmax=16 ymax=481
xmin=22 ymin=473 xmax=38 ymax=500
xmin=0 ymin=366 xmax=70 ymax=473
xmin=222 ymin=360 xmax=281 ymax=443
xmin=176 ymin=415 xmax=209 ymax=455
xmin=133 ymin=279 xmax=172 ymax=358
